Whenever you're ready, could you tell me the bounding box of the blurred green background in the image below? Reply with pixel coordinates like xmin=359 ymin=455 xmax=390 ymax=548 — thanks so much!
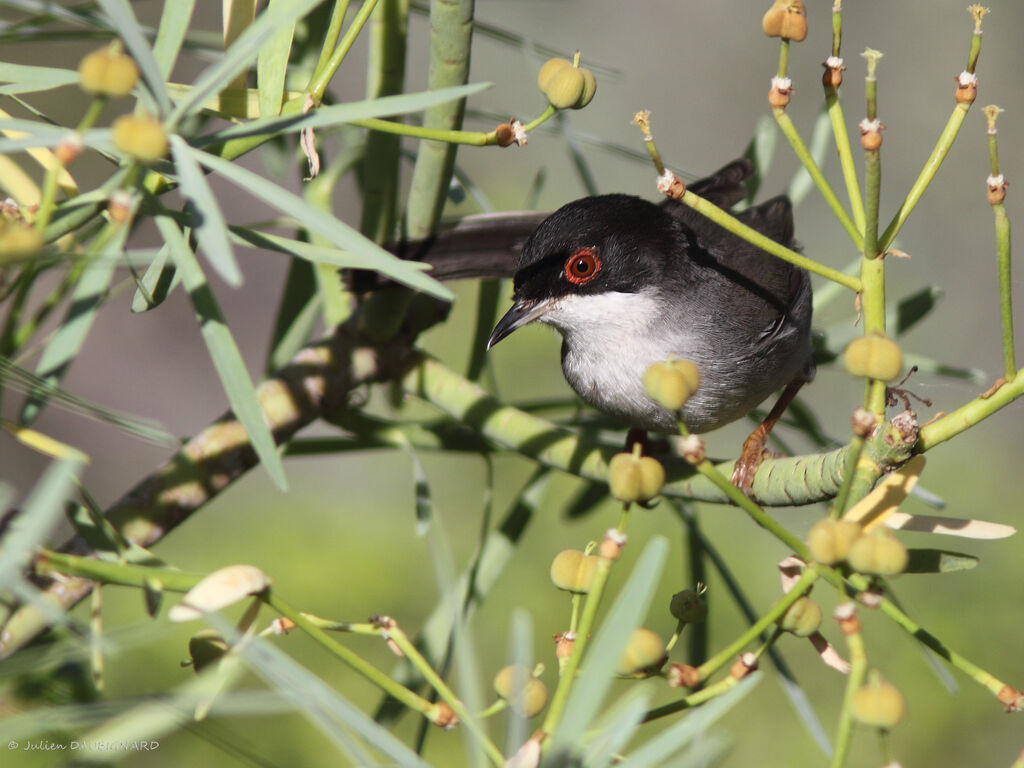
xmin=2 ymin=0 xmax=1023 ymax=766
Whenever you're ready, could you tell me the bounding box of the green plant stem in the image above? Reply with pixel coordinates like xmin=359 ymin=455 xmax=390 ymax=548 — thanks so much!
xmin=405 ymin=0 xmax=475 ymax=239
xmin=992 ymin=201 xmax=1016 ymax=379
xmin=35 ymin=549 xmax=204 ymax=590
xmin=678 ymin=423 xmax=810 ymax=557
xmin=309 ymin=0 xmax=351 ymax=89
xmin=523 ymin=104 xmax=557 ymax=132
xmin=777 ymin=38 xmax=789 ymax=78
xmin=830 ymin=618 xmax=867 ymax=768
xmin=679 ymin=188 xmax=862 ymax=291
xmin=350 ymin=117 xmax=488 ymax=145
xmin=385 ymin=622 xmax=506 ymax=767
xmin=307 ymin=0 xmax=379 ymax=102
xmin=263 ymin=593 xmax=447 ymax=726
xmin=541 ymin=520 xmax=625 ymax=740
xmin=829 ymin=433 xmax=866 ymax=517
xmin=831 ymin=3 xmax=842 ymax=58
xmin=10 ymin=257 xmax=88 ymax=352
xmin=696 ymin=569 xmax=816 ymax=682
xmin=641 ymin=671 xmax=751 ymax=722
xmin=879 ymin=101 xmax=971 ymax=253
xmin=825 ymin=90 xmax=865 ymax=234
xmin=917 ymin=365 xmax=1024 ymax=450
xmin=772 ymin=108 xmax=863 ymax=250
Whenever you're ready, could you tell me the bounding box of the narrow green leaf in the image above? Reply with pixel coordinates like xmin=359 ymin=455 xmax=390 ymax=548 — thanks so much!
xmin=548 ymin=537 xmax=669 ymax=761
xmin=0 ymin=458 xmax=81 ymax=592
xmin=195 ymin=151 xmax=452 ymax=299
xmin=905 ymin=548 xmax=979 ymax=574
xmin=154 ymin=215 xmax=288 ymax=491
xmin=267 ymin=258 xmax=319 ymax=373
xmin=256 ymin=0 xmax=295 ymax=118
xmin=617 ymin=676 xmax=758 ymax=768
xmin=130 ymin=244 xmax=179 ymax=313
xmin=465 ymin=279 xmax=500 ymax=382
xmin=195 ymin=82 xmax=490 ymax=146
xmin=742 ymin=114 xmax=778 ymax=204
xmin=170 ymin=136 xmax=243 ymax=286
xmin=152 ymin=0 xmax=197 ymax=80
xmin=557 ymin=111 xmax=599 ymax=196
xmin=94 ymin=0 xmax=171 ymax=115
xmin=22 ymin=232 xmax=125 ymax=424
xmin=0 ymin=359 xmax=174 ymax=446
xmin=0 ymin=63 xmax=78 ymax=94
xmin=167 ymin=0 xmax=320 ymax=127
xmin=787 ymin=108 xmax=831 ymax=207
xmin=234 ymin=631 xmax=431 ymax=767
xmin=895 ymin=285 xmax=943 ymax=336
xmin=582 ymin=687 xmax=651 ymax=768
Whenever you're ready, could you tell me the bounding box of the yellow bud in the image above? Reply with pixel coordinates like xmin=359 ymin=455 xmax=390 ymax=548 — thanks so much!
xmin=763 ymin=0 xmax=807 ymax=41
xmin=847 ymin=529 xmax=909 ymax=576
xmin=852 ymin=673 xmax=906 ymax=728
xmin=550 ymin=549 xmax=599 ymax=593
xmin=778 ymin=596 xmax=822 ymax=637
xmin=78 ymin=43 xmax=139 ymax=97
xmin=608 ymin=453 xmax=664 ymax=504
xmin=0 ymin=223 xmax=43 ymax=262
xmin=544 ymin=67 xmax=585 ymax=110
xmin=644 ymin=360 xmax=700 ymax=411
xmin=112 ymin=114 xmax=168 ymax=163
xmin=807 ymin=518 xmax=862 ymax=564
xmin=616 ymin=628 xmax=666 ymax=676
xmin=537 ymin=58 xmax=573 ymax=93
xmin=843 ymin=332 xmax=903 ymax=382
xmin=574 ymin=68 xmax=597 ymax=109
xmin=493 ymin=665 xmax=547 ymax=718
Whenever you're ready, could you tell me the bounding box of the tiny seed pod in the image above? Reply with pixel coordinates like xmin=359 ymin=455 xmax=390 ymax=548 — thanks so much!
xmin=537 ymin=58 xmax=572 ymax=93
xmin=762 ymin=0 xmax=786 ymax=36
xmin=188 ymin=629 xmax=228 ymax=673
xmin=608 ymin=453 xmax=642 ymax=503
xmin=637 ymin=456 xmax=665 ymax=500
xmin=669 ymin=589 xmax=707 ymax=623
xmin=616 ymin=628 xmax=667 ymax=676
xmin=549 ymin=549 xmax=599 ymax=593
xmin=779 ymin=596 xmax=823 ymax=637
xmin=573 ymin=68 xmax=597 ymax=108
xmin=852 ymin=673 xmax=906 ymax=728
xmin=544 ymin=67 xmax=586 ymax=110
xmin=493 ymin=665 xmax=548 ymax=718
xmin=847 ymin=529 xmax=909 ymax=576
xmin=78 ymin=43 xmax=139 ymax=97
xmin=112 ymin=114 xmax=169 ymax=163
xmin=843 ymin=332 xmax=903 ymax=382
xmin=807 ymin=518 xmax=862 ymax=564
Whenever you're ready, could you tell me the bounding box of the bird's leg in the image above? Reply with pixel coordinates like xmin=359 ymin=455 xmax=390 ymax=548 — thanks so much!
xmin=731 ymin=378 xmax=806 ymax=495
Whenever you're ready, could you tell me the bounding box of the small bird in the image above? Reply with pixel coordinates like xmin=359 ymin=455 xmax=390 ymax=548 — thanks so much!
xmin=486 ymin=159 xmax=814 ymax=492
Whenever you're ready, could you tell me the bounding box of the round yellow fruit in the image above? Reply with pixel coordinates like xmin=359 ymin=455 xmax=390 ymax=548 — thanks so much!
xmin=550 ymin=549 xmax=599 ymax=593
xmin=807 ymin=518 xmax=862 ymax=564
xmin=78 ymin=44 xmax=139 ymax=97
xmin=112 ymin=114 xmax=168 ymax=163
xmin=843 ymin=333 xmax=904 ymax=382
xmin=616 ymin=628 xmax=666 ymax=675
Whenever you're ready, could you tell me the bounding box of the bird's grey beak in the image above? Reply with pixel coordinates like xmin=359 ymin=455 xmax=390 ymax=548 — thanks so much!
xmin=487 ymin=298 xmax=554 ymax=349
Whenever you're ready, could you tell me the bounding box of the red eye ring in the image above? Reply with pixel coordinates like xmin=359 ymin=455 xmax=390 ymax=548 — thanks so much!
xmin=564 ymin=248 xmax=602 ymax=285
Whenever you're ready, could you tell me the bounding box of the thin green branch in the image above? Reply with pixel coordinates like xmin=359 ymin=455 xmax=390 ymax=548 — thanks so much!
xmin=917 ymin=366 xmax=1024 ymax=451
xmin=830 ymin=612 xmax=867 ymax=768
xmin=773 ymin=108 xmax=863 ymax=250
xmin=309 ymin=0 xmax=351 ymax=90
xmin=307 ymin=0 xmax=379 ymax=102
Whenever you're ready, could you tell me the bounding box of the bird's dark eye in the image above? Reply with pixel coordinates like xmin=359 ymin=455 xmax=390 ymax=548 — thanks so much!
xmin=564 ymin=247 xmax=602 ymax=285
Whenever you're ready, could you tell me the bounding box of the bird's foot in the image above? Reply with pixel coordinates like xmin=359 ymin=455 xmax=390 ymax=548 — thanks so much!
xmin=623 ymin=428 xmax=670 ymax=456
xmin=731 ymin=431 xmax=769 ymax=496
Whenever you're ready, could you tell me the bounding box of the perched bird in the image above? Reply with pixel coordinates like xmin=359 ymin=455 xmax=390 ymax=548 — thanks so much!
xmin=486 ymin=159 xmax=814 ymax=492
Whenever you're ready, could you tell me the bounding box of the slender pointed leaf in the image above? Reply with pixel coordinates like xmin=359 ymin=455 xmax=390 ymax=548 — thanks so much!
xmin=742 ymin=114 xmax=778 ymax=204
xmin=0 ymin=63 xmax=78 ymax=94
xmin=152 ymin=0 xmax=197 ymax=80
xmin=256 ymin=0 xmax=295 ymax=118
xmin=267 ymin=257 xmax=319 ymax=373
xmin=617 ymin=676 xmax=758 ymax=768
xmin=583 ymin=686 xmax=651 ymax=768
xmin=905 ymin=548 xmax=979 ymax=574
xmin=94 ymin=0 xmax=171 ymax=115
xmin=167 ymin=0 xmax=320 ymax=127
xmin=22 ymin=230 xmax=125 ymax=424
xmin=154 ymin=215 xmax=287 ymax=491
xmin=171 ymin=136 xmax=243 ymax=286
xmin=130 ymin=243 xmax=179 ymax=312
xmin=196 ymin=151 xmax=452 ymax=299
xmin=195 ymin=82 xmax=490 ymax=146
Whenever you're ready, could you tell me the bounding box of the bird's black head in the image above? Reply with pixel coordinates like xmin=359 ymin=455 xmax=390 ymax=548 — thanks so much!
xmin=488 ymin=195 xmax=690 ymax=348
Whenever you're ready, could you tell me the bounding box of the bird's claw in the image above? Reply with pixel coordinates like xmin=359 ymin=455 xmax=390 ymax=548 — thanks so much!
xmin=731 ymin=433 xmax=768 ymax=497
